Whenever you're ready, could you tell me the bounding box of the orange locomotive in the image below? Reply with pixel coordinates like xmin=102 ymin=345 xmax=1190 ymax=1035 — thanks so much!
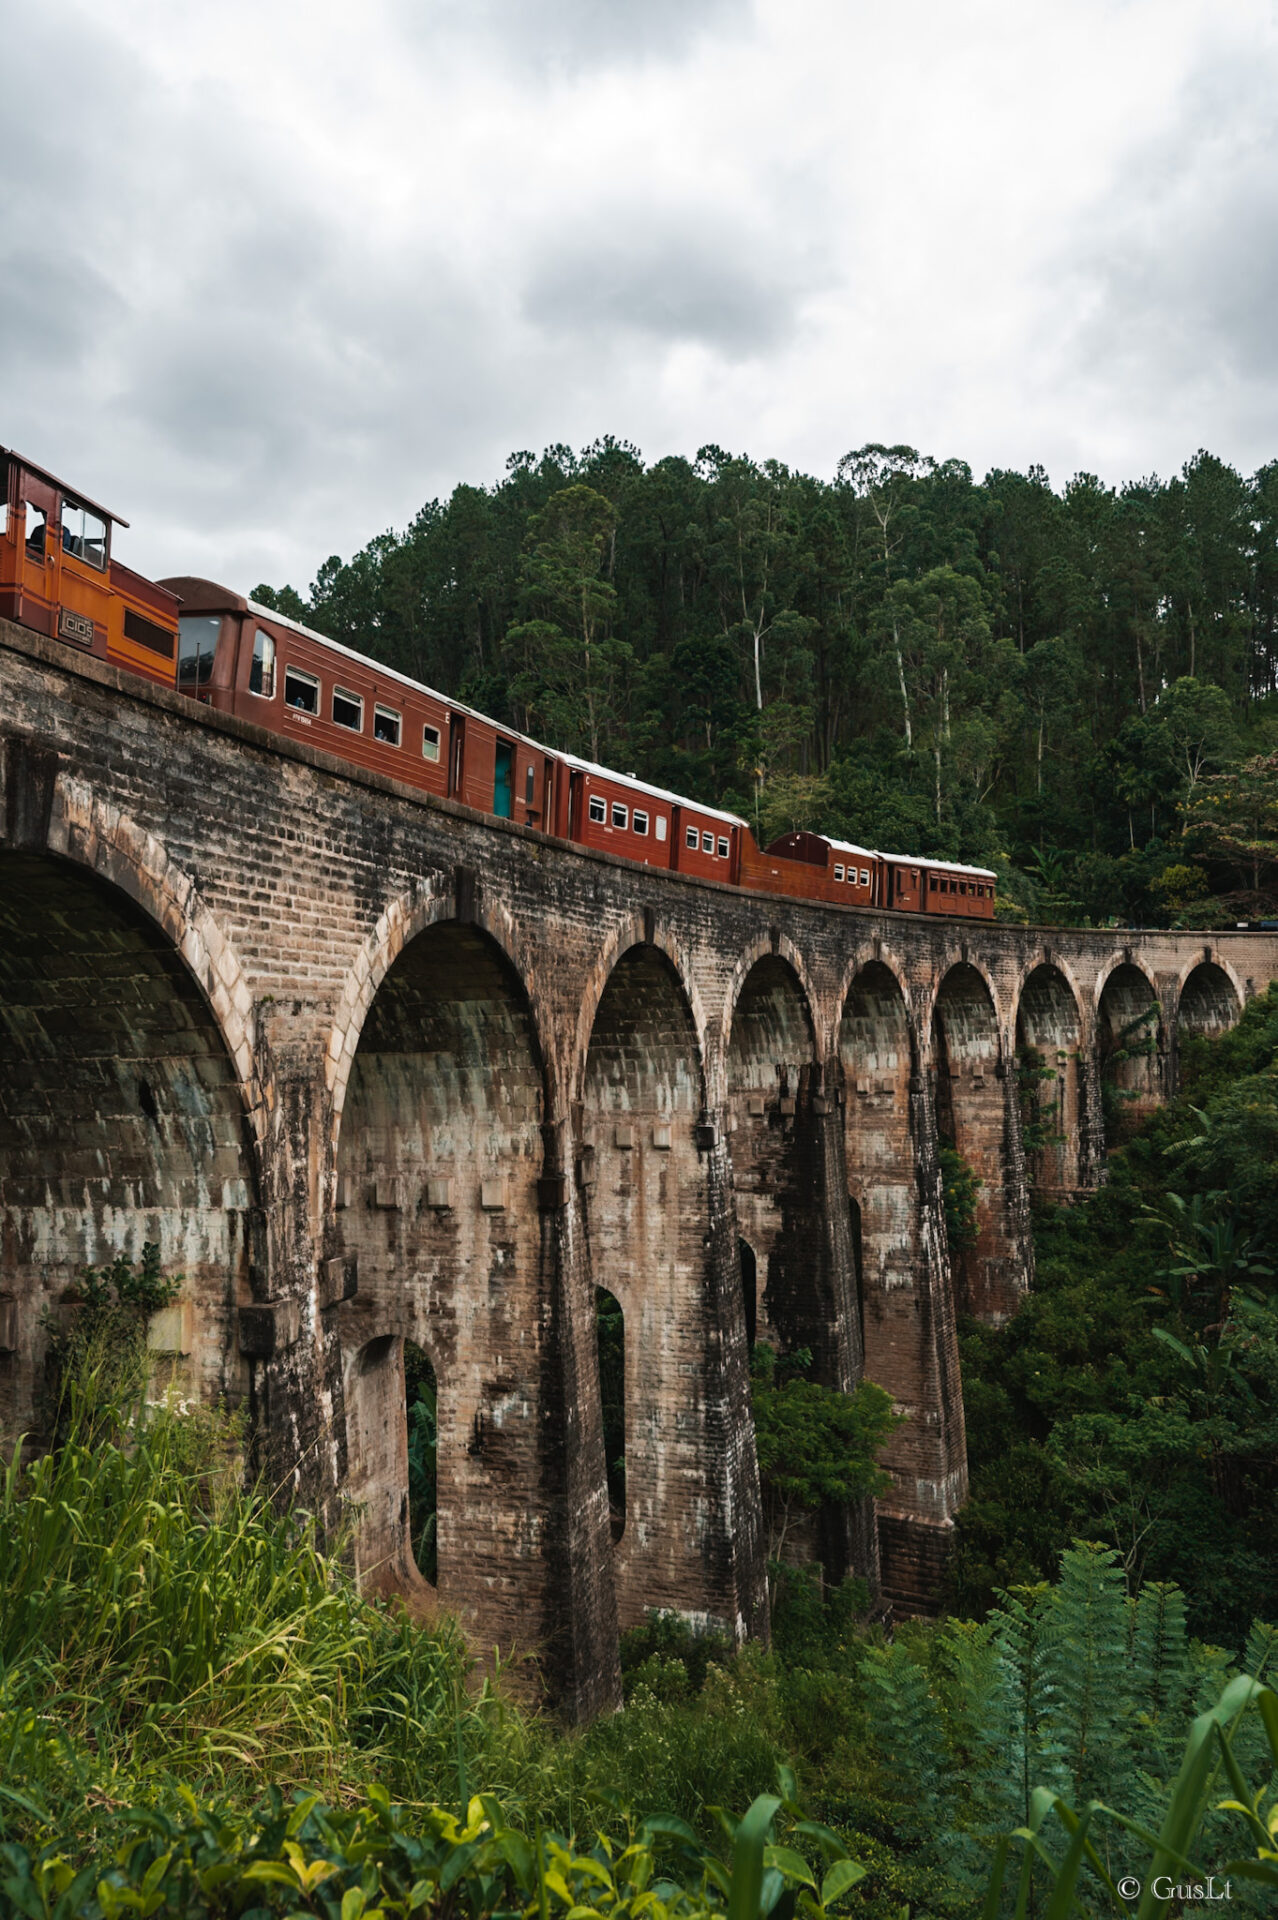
xmin=1 ymin=448 xmax=179 ymax=687
xmin=0 ymin=449 xmax=996 ymax=919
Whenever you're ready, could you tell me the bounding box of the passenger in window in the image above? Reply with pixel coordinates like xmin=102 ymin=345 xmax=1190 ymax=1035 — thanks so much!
xmin=25 ymin=505 xmax=46 ymax=556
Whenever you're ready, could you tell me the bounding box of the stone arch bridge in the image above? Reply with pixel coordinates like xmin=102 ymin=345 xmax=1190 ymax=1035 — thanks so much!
xmin=1 ymin=620 xmax=1272 ymax=1717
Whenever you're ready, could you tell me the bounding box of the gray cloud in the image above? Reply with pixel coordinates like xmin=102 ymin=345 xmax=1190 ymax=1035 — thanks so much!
xmin=523 ymin=219 xmax=816 ymax=354
xmin=405 ymin=0 xmax=754 ymax=72
xmin=1051 ymin=38 xmax=1278 ymax=460
xmin=4 ymin=3 xmax=1277 ymax=592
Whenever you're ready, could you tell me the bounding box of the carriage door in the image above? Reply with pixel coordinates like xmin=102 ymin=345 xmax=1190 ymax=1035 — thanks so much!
xmin=493 ymin=740 xmax=513 ymax=818
xmin=17 ymin=472 xmax=58 ymax=636
xmin=447 ymin=715 xmax=466 ymax=799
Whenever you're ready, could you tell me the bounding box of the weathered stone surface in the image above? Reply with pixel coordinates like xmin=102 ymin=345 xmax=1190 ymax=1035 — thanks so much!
xmin=2 ymin=618 xmax=1275 ymax=1708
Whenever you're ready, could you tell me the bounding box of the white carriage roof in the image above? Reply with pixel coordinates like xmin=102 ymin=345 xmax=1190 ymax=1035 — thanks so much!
xmin=557 ymin=752 xmax=750 ymax=828
xmin=245 ymin=598 xmax=749 ymax=828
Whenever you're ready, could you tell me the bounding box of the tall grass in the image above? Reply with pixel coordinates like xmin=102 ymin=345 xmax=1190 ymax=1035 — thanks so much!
xmin=0 ymin=1338 xmax=563 ymax=1847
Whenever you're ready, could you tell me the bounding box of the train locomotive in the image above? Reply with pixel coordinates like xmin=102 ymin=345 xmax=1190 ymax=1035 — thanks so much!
xmin=1 ymin=446 xmax=997 ymax=919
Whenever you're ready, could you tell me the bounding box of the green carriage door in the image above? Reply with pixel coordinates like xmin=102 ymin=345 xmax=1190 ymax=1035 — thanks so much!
xmin=493 ymin=740 xmax=514 ymax=818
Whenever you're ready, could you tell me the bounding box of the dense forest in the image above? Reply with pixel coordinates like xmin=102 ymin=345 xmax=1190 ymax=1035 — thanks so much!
xmin=258 ymin=440 xmax=1278 ymax=924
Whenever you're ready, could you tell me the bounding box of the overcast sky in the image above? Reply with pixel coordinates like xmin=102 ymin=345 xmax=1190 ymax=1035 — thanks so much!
xmin=5 ymin=0 xmax=1278 ymax=590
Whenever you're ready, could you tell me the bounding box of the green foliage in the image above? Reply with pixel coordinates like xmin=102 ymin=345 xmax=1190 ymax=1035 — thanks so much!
xmin=620 ymin=1614 xmax=735 ymax=1704
xmin=596 ymin=1289 xmax=626 ymax=1524
xmin=0 ymin=1772 xmax=882 ymax=1920
xmin=938 ymin=1144 xmax=982 ymax=1253
xmin=864 ymin=1543 xmax=1278 ymax=1903
xmin=0 ymin=1349 xmax=557 ymax=1851
xmin=982 ymin=1667 xmax=1278 ymax=1916
xmin=1016 ymin=1046 xmax=1065 ymax=1157
xmin=953 ymin=988 xmax=1278 ymax=1641
xmin=749 ymin=1346 xmax=900 ymax=1566
xmin=404 ymin=1345 xmax=438 ymax=1583
xmin=42 ymin=1244 xmax=183 ymax=1436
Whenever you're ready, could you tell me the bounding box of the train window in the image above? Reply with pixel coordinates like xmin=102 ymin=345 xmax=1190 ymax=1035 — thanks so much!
xmin=633 ymin=809 xmax=649 ymax=836
xmin=589 ymin=795 xmax=607 ymax=824
xmin=373 ymin=704 xmax=401 ymax=746
xmin=525 ymin=764 xmax=535 ymax=804
xmin=284 ymin=666 xmax=319 ymax=713
xmin=702 ymin=831 xmax=714 ymax=854
xmin=422 ymin=723 xmax=441 ymax=761
xmin=332 ymin=687 xmax=363 ymax=731
xmin=179 ymin=615 xmax=220 ymax=690
xmin=717 ymin=837 xmax=729 ymax=859
xmin=249 ymin=629 xmax=276 ymax=697
xmin=685 ymin=825 xmax=698 ymax=850
xmin=24 ymin=502 xmax=47 ymax=557
xmin=860 ymin=869 xmax=869 ymax=886
xmin=833 ymin=864 xmax=844 ymax=883
xmin=611 ymin=802 xmax=628 ymax=830
xmin=655 ymin=816 xmax=667 ymax=842
xmin=61 ymin=500 xmax=108 ymax=569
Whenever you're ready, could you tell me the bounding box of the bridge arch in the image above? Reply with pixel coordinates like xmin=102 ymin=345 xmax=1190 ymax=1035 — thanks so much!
xmin=719 ymin=933 xmax=822 ymax=1074
xmin=48 ymin=772 xmax=261 ymax=1128
xmin=326 ymin=879 xmax=554 ymax=1133
xmin=838 ymin=957 xmax=967 ymax=1603
xmin=0 ymin=832 xmax=260 ymax=1447
xmin=726 ymin=952 xmax=826 ymax=1368
xmin=1177 ymin=957 xmax=1243 ymax=1038
xmin=931 ymin=961 xmax=1026 ymax=1321
xmin=838 ymin=959 xmax=918 ymax=1386
xmin=332 ymin=914 xmax=552 ymax=1643
xmin=1014 ymin=962 xmax=1086 ymax=1201
xmin=581 ymin=939 xmax=720 ymax=1626
xmin=572 ymin=916 xmax=709 ymax=1111
xmin=1096 ymin=955 xmax=1163 ymax=1141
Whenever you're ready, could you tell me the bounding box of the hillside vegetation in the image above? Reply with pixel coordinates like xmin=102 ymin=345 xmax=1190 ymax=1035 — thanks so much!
xmin=258 ymin=441 xmax=1278 ymax=922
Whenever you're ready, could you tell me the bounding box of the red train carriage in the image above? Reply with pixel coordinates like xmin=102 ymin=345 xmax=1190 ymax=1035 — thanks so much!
xmin=159 ymin=578 xmax=562 ymax=830
xmin=1 ymin=448 xmax=178 ymax=687
xmin=751 ymin=830 xmax=880 ymax=906
xmin=759 ymin=829 xmax=996 ymax=919
xmin=920 ymin=858 xmax=998 ymax=919
xmin=557 ymin=754 xmax=744 ymax=880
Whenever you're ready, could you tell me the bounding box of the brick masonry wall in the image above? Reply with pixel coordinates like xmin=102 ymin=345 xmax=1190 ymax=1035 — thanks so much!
xmin=4 ymin=619 xmax=1278 ymax=1707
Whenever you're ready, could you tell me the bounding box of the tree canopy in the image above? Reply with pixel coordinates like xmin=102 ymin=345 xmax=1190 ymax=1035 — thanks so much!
xmin=256 ymin=439 xmax=1278 ymax=923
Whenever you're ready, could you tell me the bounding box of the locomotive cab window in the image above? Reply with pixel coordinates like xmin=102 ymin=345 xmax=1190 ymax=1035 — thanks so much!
xmin=633 ymin=809 xmax=648 ymax=836
xmin=24 ymin=502 xmax=47 ymax=557
xmin=422 ymin=723 xmax=441 ymax=761
xmin=178 ymin=615 xmax=220 ymax=690
xmin=332 ymin=687 xmax=363 ymax=731
xmin=62 ymin=500 xmax=108 ymax=569
xmin=685 ymin=825 xmax=698 ymax=850
xmin=374 ymin=704 xmax=401 ymax=746
xmin=284 ymin=665 xmax=319 ymax=713
xmin=249 ymin=629 xmax=276 ymax=698
xmin=611 ymin=802 xmax=628 ymax=830
xmin=589 ymin=795 xmax=607 ymax=824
